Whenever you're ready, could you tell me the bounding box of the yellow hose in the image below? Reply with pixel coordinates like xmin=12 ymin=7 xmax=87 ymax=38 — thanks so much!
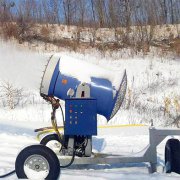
xmin=36 ymin=124 xmax=146 ymax=141
xmin=51 ymin=118 xmax=62 ymax=139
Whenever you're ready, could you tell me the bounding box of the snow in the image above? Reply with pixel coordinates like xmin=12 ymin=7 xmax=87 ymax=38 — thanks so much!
xmin=0 ymin=41 xmax=179 ymax=126
xmin=57 ymin=54 xmax=124 ymax=90
xmin=24 ymin=166 xmax=49 ymax=180
xmin=0 ymin=41 xmax=180 ymax=179
xmin=0 ymin=122 xmax=180 ymax=179
xmin=0 ymin=40 xmax=46 ymax=90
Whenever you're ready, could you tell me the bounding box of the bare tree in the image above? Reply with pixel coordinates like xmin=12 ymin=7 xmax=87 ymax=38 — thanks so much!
xmin=108 ymin=0 xmax=118 ymax=28
xmin=0 ymin=0 xmax=15 ymax=23
xmin=63 ymin=0 xmax=76 ymax=26
xmin=0 ymin=82 xmax=23 ymax=109
xmin=170 ymin=0 xmax=174 ymax=24
xmin=161 ymin=0 xmax=168 ymax=24
xmin=90 ymin=0 xmax=96 ymax=25
xmin=77 ymin=0 xmax=86 ymax=27
xmin=95 ymin=0 xmax=104 ymax=27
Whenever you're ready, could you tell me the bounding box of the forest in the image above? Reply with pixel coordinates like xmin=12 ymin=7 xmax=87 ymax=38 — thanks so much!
xmin=0 ymin=0 xmax=179 ymax=27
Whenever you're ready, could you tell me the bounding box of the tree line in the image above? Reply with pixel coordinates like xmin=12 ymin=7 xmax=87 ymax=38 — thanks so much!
xmin=0 ymin=0 xmax=179 ymax=28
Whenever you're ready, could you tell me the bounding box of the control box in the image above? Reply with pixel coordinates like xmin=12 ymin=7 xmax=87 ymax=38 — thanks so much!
xmin=65 ymin=98 xmax=97 ymax=136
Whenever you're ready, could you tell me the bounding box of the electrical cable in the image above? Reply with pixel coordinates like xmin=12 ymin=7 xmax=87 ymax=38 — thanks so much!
xmin=51 ymin=106 xmax=65 ymax=146
xmin=59 ymin=103 xmax=65 ymax=127
xmin=40 ymin=95 xmax=76 ymax=168
xmin=0 ymin=170 xmax=15 ymax=178
xmin=56 ymin=103 xmax=76 ymax=168
xmin=50 ymin=99 xmax=76 ymax=167
xmin=60 ymin=148 xmax=76 ymax=168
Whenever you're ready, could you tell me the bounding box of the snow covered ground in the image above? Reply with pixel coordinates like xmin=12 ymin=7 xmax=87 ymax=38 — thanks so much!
xmin=0 ymin=41 xmax=180 ymax=179
xmin=0 ymin=121 xmax=180 ymax=179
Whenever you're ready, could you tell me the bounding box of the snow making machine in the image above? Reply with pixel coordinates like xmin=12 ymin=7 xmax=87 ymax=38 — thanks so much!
xmin=12 ymin=55 xmax=180 ymax=179
xmin=14 ymin=55 xmax=127 ymax=179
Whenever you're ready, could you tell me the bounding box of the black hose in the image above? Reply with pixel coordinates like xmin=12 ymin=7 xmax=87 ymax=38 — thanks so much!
xmin=59 ymin=103 xmax=65 ymax=127
xmin=0 ymin=170 xmax=15 ymax=178
xmin=60 ymin=148 xmax=76 ymax=168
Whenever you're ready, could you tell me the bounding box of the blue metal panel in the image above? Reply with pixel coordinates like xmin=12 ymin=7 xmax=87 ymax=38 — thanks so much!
xmin=90 ymin=77 xmax=114 ymax=120
xmin=65 ymin=99 xmax=97 ymax=136
xmin=54 ymin=74 xmax=80 ymax=100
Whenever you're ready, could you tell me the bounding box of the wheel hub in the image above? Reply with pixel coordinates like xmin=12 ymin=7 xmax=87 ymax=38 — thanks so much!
xmin=24 ymin=155 xmax=50 ymax=172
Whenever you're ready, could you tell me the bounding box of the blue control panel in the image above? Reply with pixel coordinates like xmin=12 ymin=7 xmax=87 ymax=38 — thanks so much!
xmin=65 ymin=98 xmax=97 ymax=136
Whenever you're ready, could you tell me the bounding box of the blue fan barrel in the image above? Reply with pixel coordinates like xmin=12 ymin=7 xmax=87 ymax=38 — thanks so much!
xmin=40 ymin=55 xmax=127 ymax=121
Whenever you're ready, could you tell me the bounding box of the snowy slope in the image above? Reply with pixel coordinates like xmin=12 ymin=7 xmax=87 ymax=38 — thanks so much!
xmin=0 ymin=41 xmax=180 ymax=179
xmin=0 ymin=41 xmax=179 ymax=126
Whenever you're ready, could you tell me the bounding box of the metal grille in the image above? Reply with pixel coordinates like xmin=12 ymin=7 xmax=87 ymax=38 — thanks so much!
xmin=110 ymin=70 xmax=127 ymax=119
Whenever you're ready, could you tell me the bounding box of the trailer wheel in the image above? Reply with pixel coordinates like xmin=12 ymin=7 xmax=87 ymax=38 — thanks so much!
xmin=165 ymin=138 xmax=180 ymax=173
xmin=15 ymin=144 xmax=60 ymax=180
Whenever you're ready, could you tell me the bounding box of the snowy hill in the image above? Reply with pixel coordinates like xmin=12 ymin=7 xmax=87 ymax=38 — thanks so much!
xmin=0 ymin=40 xmax=179 ymax=127
xmin=0 ymin=40 xmax=180 ymax=179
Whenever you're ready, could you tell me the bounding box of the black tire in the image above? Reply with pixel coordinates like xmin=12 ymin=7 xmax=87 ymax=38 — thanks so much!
xmin=41 ymin=134 xmax=69 ymax=149
xmin=15 ymin=144 xmax=60 ymax=180
xmin=165 ymin=138 xmax=180 ymax=173
xmin=40 ymin=134 xmax=60 ymax=145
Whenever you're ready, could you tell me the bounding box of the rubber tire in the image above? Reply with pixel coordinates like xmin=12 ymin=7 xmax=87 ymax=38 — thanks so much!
xmin=40 ymin=134 xmax=60 ymax=145
xmin=15 ymin=144 xmax=60 ymax=180
xmin=165 ymin=138 xmax=180 ymax=173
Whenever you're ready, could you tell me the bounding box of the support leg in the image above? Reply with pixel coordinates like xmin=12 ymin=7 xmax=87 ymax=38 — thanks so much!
xmin=85 ymin=136 xmax=92 ymax=157
xmin=149 ymin=162 xmax=157 ymax=173
xmin=68 ymin=137 xmax=74 ymax=156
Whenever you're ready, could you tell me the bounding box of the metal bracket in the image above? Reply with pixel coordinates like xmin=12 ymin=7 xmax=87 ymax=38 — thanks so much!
xmin=67 ymin=138 xmax=75 ymax=156
xmin=58 ymin=127 xmax=180 ymax=173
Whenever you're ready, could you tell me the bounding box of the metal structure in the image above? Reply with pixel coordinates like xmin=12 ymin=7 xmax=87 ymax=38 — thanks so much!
xmin=58 ymin=127 xmax=180 ymax=173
